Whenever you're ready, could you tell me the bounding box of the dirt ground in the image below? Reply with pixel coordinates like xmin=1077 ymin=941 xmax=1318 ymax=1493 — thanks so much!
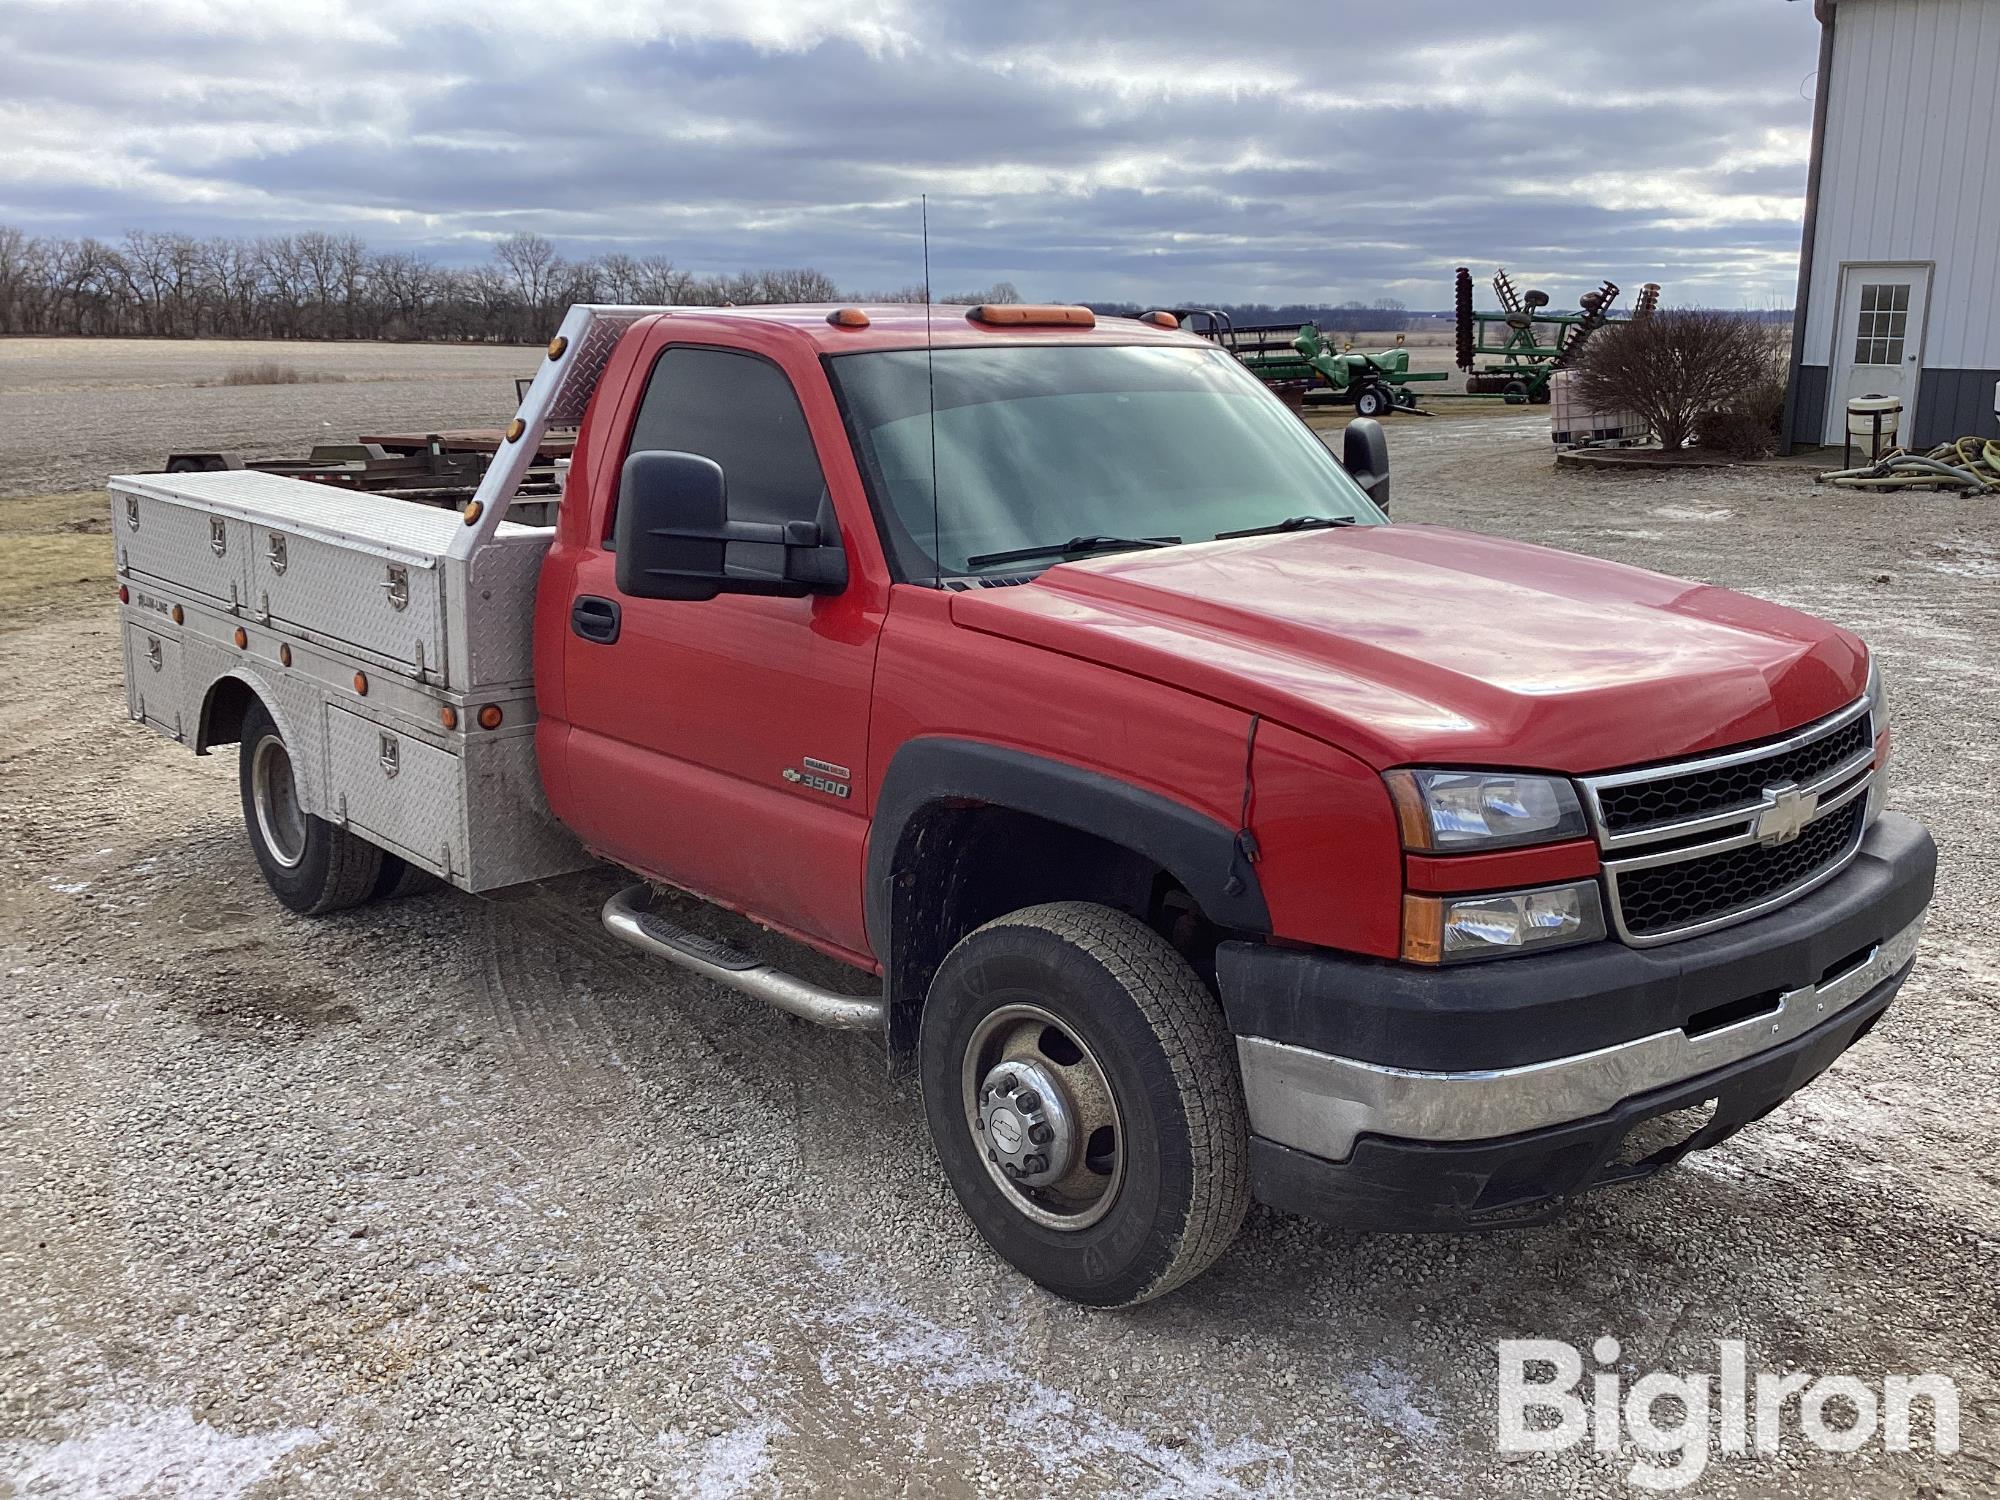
xmin=1 ymin=357 xmax=1995 ymax=1498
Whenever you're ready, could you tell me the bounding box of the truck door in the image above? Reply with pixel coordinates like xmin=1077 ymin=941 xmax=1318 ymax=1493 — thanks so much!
xmin=558 ymin=339 xmax=884 ymax=961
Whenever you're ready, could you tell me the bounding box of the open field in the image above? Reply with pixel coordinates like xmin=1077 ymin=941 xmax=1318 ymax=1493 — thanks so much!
xmin=0 ymin=338 xmax=537 ymax=499
xmin=1 ymin=382 xmax=1994 ymax=1497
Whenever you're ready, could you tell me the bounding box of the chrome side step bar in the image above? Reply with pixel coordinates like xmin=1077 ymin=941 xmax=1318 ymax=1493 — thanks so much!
xmin=600 ymin=884 xmax=885 ymax=1032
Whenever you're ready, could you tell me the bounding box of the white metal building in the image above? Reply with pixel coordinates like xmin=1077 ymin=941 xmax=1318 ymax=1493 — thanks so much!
xmin=1785 ymin=0 xmax=2000 ymax=450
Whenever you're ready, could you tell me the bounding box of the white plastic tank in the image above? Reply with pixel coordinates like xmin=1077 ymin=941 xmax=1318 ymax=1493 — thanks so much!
xmin=1846 ymin=394 xmax=1902 ymax=460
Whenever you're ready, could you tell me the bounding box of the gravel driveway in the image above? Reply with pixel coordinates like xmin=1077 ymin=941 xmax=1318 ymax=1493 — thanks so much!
xmin=1 ymin=400 xmax=1994 ymax=1498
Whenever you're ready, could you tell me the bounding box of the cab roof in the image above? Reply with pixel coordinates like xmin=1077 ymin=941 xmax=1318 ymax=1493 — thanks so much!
xmin=638 ymin=303 xmax=1202 ymax=354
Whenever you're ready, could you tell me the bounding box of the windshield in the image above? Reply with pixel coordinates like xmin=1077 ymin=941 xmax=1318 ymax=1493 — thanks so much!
xmin=829 ymin=343 xmax=1384 ymax=580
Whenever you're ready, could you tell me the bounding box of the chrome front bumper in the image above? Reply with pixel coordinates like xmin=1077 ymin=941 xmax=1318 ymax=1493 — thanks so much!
xmin=1237 ymin=910 xmax=1926 ymax=1165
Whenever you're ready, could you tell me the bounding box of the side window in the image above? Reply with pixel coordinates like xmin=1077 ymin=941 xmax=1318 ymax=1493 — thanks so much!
xmin=619 ymin=347 xmax=827 ymax=533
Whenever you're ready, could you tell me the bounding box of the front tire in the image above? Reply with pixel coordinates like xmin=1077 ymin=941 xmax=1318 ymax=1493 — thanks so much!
xmin=918 ymin=902 xmax=1250 ymax=1306
xmin=238 ymin=700 xmax=384 ymax=915
xmin=1354 ymin=383 xmax=1393 ymax=418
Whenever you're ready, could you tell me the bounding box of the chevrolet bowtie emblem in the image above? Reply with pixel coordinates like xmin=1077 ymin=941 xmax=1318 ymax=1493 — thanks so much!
xmin=1753 ymin=782 xmax=1818 ymax=845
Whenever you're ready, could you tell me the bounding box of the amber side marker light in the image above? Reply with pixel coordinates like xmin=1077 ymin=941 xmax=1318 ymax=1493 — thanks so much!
xmin=231 ymin=626 xmax=248 ymax=649
xmin=826 ymin=307 xmax=871 ymax=328
xmin=1401 ymin=895 xmax=1444 ymax=964
xmin=170 ymin=604 xmax=184 ymax=625
xmin=353 ymin=671 xmax=369 ymax=696
xmin=279 ymin=643 xmax=292 ymax=667
xmin=1140 ymin=310 xmax=1179 ymax=329
xmin=547 ymin=335 xmax=568 ymax=359
xmin=462 ymin=500 xmax=484 ymax=526
xmin=966 ymin=304 xmax=1096 ymax=328
xmin=476 ymin=704 xmax=504 ymax=731
xmin=439 ymin=705 xmax=459 ymax=730
xmin=505 ymin=417 xmax=526 ymax=443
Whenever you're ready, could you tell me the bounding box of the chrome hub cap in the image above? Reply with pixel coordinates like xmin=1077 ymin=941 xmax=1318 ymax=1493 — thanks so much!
xmin=251 ymin=733 xmax=306 ymax=869
xmin=962 ymin=1003 xmax=1123 ymax=1232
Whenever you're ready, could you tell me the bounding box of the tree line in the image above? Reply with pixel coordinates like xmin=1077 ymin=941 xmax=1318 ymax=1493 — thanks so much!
xmin=0 ymin=226 xmax=1022 ymax=341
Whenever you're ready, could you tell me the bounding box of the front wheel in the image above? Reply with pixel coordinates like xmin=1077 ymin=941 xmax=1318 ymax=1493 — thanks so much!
xmin=239 ymin=699 xmax=384 ymax=914
xmin=1354 ymin=383 xmax=1394 ymax=418
xmin=918 ymin=902 xmax=1250 ymax=1306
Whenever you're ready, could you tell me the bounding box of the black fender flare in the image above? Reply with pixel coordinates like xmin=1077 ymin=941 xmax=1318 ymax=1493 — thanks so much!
xmin=865 ymin=737 xmax=1272 ymax=962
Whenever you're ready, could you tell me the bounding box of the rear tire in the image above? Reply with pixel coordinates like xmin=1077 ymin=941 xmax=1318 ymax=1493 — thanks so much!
xmin=918 ymin=902 xmax=1250 ymax=1306
xmin=1354 ymin=384 xmax=1393 ymax=418
xmin=238 ymin=700 xmax=384 ymax=915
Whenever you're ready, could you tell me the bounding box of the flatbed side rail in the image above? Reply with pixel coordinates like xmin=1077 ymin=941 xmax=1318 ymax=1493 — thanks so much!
xmin=447 ymin=303 xmax=690 ymax=562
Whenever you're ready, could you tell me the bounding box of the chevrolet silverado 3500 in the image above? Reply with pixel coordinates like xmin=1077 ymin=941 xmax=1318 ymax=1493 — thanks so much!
xmin=113 ymin=302 xmax=1936 ymax=1306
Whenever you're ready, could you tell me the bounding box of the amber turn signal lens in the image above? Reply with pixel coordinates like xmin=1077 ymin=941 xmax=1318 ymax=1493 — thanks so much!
xmin=279 ymin=643 xmax=292 ymax=667
xmin=353 ymin=672 xmax=368 ymax=696
xmin=476 ymin=704 xmax=503 ymax=730
xmin=1400 ymin=895 xmax=1444 ymax=964
xmin=171 ymin=603 xmax=184 ymax=624
xmin=1140 ymin=310 xmax=1178 ymax=328
xmin=439 ymin=705 xmax=458 ymax=730
xmin=1382 ymin=771 xmax=1434 ymax=851
xmin=547 ymin=335 xmax=568 ymax=359
xmin=462 ymin=501 xmax=483 ymax=526
xmin=505 ymin=417 xmax=526 ymax=442
xmin=825 ymin=307 xmax=871 ymax=328
xmin=232 ymin=626 xmax=248 ymax=649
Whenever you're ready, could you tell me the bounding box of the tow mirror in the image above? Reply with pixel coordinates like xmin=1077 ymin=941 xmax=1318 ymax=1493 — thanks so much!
xmin=1342 ymin=417 xmax=1390 ymax=514
xmin=614 ymin=450 xmax=847 ymax=601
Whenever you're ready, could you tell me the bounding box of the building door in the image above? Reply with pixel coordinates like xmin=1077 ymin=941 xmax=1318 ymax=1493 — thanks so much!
xmin=1827 ymin=264 xmax=1930 ymax=445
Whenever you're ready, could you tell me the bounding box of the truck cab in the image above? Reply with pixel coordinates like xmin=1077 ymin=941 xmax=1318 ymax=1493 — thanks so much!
xmin=115 ymin=302 xmax=1936 ymax=1306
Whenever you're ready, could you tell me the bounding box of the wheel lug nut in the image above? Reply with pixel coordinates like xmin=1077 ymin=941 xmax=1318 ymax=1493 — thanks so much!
xmin=1028 ymin=1122 xmax=1052 ymax=1146
xmin=1002 ymin=1162 xmax=1022 ymax=1179
xmin=996 ymin=1073 xmax=1017 ymax=1093
xmin=1015 ymin=1090 xmax=1040 ymax=1112
xmin=1023 ymin=1154 xmax=1047 ymax=1176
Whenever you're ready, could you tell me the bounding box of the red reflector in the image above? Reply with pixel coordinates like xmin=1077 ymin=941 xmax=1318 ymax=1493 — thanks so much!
xmin=118 ymin=585 xmax=130 ymax=604
xmin=966 ymin=304 xmax=1096 ymax=328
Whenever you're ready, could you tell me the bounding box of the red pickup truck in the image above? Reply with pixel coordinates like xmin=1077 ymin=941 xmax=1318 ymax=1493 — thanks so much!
xmin=115 ymin=302 xmax=1935 ymax=1306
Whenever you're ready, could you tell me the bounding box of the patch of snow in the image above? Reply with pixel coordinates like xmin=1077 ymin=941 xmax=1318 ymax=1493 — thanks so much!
xmin=1345 ymin=1359 xmax=1440 ymax=1442
xmin=1648 ymin=505 xmax=1735 ymax=522
xmin=0 ymin=1404 xmax=318 ymax=1500
xmin=655 ymin=1418 xmax=782 ymax=1500
xmin=48 ymin=880 xmax=91 ymax=895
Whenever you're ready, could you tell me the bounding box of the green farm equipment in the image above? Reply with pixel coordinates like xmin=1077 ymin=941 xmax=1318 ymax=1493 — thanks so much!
xmin=1453 ymin=268 xmax=1660 ymax=403
xmin=1185 ymin=311 xmax=1449 ymax=416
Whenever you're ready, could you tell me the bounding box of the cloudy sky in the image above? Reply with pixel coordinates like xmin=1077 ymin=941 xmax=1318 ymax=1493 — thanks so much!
xmin=1 ymin=0 xmax=1824 ymax=308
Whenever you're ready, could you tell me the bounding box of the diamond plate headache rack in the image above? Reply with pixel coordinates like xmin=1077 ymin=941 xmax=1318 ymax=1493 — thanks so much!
xmin=448 ymin=303 xmax=692 ymax=563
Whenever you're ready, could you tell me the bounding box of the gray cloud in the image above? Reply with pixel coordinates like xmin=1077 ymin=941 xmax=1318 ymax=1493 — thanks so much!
xmin=0 ymin=0 xmax=1822 ymax=306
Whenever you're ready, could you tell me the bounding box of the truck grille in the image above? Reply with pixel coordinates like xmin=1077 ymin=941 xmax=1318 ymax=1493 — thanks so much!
xmin=1594 ymin=714 xmax=1872 ymax=834
xmin=1581 ymin=697 xmax=1877 ymax=946
xmin=1612 ymin=800 xmax=1867 ymax=940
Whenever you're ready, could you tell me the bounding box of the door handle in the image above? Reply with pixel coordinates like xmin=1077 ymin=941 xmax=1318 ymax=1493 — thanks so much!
xmin=571 ymin=595 xmax=621 ymax=644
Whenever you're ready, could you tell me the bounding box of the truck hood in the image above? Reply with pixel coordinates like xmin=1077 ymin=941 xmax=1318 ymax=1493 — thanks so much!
xmin=948 ymin=525 xmax=1867 ymax=772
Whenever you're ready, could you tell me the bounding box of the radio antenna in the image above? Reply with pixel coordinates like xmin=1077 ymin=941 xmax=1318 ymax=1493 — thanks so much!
xmin=922 ymin=194 xmax=940 ymax=589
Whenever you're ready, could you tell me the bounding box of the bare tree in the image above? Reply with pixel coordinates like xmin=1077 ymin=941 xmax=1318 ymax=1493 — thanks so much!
xmin=1576 ymin=309 xmax=1779 ymax=454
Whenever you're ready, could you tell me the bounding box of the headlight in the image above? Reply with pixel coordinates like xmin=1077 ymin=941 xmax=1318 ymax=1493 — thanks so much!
xmin=1403 ymin=880 xmax=1607 ymax=964
xmin=1384 ymin=769 xmax=1588 ymax=851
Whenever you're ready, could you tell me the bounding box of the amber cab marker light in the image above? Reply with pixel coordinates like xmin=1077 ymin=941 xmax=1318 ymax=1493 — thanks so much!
xmin=353 ymin=671 xmax=369 ymax=696
xmin=826 ymin=307 xmax=871 ymax=329
xmin=967 ymin=304 xmax=1096 ymax=328
xmin=439 ymin=705 xmax=459 ymax=730
xmin=170 ymin=603 xmax=184 ymax=625
xmin=462 ymin=500 xmax=484 ymax=526
xmin=547 ymin=335 xmax=568 ymax=359
xmin=1401 ymin=895 xmax=1445 ymax=964
xmin=232 ymin=626 xmax=248 ymax=649
xmin=1140 ymin=310 xmax=1179 ymax=329
xmin=279 ymin=643 xmax=292 ymax=667
xmin=476 ymin=704 xmax=504 ymax=731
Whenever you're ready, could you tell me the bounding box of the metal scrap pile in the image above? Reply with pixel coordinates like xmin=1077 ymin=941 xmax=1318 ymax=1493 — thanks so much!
xmin=1818 ymin=438 xmax=2000 ymax=493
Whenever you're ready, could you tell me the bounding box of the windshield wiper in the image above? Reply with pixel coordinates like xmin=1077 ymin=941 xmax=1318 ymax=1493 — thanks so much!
xmin=1214 ymin=514 xmax=1358 ymax=540
xmin=965 ymin=534 xmax=1183 ymax=569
